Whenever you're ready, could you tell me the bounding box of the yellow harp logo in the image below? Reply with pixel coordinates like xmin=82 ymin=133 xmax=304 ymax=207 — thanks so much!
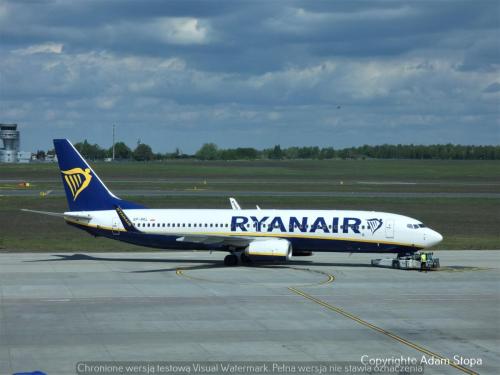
xmin=62 ymin=168 xmax=92 ymax=201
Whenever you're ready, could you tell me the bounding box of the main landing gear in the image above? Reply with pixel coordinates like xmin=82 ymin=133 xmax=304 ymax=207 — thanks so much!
xmin=223 ymin=252 xmax=252 ymax=266
xmin=224 ymin=254 xmax=238 ymax=266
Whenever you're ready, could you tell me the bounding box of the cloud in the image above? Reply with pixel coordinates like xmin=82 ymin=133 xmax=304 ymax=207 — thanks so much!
xmin=483 ymin=82 xmax=500 ymax=93
xmin=154 ymin=17 xmax=211 ymax=45
xmin=0 ymin=0 xmax=498 ymax=152
xmin=13 ymin=42 xmax=63 ymax=55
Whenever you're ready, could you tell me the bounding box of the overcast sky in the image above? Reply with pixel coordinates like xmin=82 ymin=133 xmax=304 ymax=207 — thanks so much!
xmin=1 ymin=0 xmax=499 ymax=153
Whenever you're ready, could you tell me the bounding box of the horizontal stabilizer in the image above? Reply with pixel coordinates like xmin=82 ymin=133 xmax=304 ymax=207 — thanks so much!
xmin=21 ymin=209 xmax=92 ymax=221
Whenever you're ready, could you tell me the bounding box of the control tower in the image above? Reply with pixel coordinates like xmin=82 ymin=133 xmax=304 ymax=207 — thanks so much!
xmin=0 ymin=124 xmax=20 ymax=163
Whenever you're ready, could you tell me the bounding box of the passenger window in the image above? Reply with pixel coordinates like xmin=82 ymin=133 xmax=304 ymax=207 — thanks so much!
xmin=188 ymin=224 xmax=191 ymax=227
xmin=182 ymin=223 xmax=185 ymax=227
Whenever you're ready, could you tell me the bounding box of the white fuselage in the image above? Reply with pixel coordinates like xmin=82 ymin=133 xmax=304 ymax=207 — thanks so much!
xmin=65 ymin=208 xmax=443 ymax=253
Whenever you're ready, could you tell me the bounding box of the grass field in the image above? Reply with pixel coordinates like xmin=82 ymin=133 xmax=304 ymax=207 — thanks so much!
xmin=1 ymin=159 xmax=499 ymax=251
xmin=2 ymin=159 xmax=499 ymax=181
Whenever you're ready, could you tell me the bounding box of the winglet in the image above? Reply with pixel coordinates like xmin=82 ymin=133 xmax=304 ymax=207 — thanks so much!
xmin=114 ymin=206 xmax=140 ymax=232
xmin=229 ymin=197 xmax=241 ymax=210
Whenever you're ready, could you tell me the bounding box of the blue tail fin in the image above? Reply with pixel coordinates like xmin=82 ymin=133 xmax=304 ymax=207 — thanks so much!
xmin=53 ymin=139 xmax=144 ymax=211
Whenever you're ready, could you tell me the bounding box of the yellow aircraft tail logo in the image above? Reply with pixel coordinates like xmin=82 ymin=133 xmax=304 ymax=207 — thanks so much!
xmin=62 ymin=167 xmax=92 ymax=201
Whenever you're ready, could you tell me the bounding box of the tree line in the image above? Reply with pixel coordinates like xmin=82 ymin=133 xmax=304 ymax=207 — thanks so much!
xmin=69 ymin=140 xmax=500 ymax=161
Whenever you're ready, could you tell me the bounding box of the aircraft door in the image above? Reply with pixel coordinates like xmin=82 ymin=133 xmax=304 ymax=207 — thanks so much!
xmin=385 ymin=220 xmax=394 ymax=238
xmin=112 ymin=217 xmax=120 ymax=235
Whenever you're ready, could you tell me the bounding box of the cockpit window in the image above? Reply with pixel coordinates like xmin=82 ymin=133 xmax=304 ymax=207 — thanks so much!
xmin=408 ymin=223 xmax=425 ymax=229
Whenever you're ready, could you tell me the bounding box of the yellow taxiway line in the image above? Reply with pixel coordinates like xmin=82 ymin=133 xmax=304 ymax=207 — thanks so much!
xmin=176 ymin=265 xmax=477 ymax=374
xmin=288 ymin=286 xmax=478 ymax=375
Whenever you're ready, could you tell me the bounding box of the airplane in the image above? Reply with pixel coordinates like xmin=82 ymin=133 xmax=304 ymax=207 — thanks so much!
xmin=23 ymin=139 xmax=443 ymax=266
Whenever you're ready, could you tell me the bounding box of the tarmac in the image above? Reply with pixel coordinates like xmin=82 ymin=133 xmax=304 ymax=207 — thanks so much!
xmin=0 ymin=250 xmax=498 ymax=375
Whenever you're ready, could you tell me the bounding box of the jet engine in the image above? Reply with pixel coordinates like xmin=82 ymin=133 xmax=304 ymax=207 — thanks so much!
xmin=245 ymin=238 xmax=292 ymax=261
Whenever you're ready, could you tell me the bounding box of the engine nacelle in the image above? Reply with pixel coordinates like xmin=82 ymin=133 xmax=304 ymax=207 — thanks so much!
xmin=245 ymin=238 xmax=292 ymax=261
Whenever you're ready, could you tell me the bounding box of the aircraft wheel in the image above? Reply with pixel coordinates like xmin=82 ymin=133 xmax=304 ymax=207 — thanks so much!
xmin=224 ymin=254 xmax=238 ymax=266
xmin=240 ymin=253 xmax=252 ymax=265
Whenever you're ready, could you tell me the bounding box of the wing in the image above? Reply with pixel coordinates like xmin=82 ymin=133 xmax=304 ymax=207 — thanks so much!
xmin=175 ymin=234 xmax=265 ymax=248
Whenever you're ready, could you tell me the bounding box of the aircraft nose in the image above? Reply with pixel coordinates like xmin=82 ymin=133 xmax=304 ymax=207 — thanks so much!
xmin=428 ymin=230 xmax=443 ymax=246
